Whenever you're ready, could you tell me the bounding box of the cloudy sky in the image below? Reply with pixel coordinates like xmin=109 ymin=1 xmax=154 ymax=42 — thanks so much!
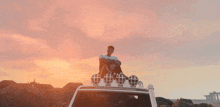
xmin=0 ymin=0 xmax=220 ymax=99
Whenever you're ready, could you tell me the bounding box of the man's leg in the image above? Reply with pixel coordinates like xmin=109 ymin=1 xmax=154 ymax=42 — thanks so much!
xmin=113 ymin=65 xmax=128 ymax=79
xmin=113 ymin=65 xmax=122 ymax=74
xmin=100 ymin=68 xmax=107 ymax=78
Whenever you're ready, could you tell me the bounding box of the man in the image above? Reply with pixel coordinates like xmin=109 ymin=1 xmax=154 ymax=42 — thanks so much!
xmin=98 ymin=46 xmax=127 ymax=78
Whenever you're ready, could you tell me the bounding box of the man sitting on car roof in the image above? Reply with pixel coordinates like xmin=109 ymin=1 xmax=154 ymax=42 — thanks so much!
xmin=98 ymin=45 xmax=127 ymax=78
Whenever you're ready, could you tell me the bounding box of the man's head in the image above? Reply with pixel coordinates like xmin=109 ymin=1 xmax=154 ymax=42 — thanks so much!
xmin=107 ymin=45 xmax=114 ymax=56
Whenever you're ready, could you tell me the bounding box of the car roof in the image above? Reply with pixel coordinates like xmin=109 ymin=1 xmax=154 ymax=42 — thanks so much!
xmin=77 ymin=85 xmax=149 ymax=94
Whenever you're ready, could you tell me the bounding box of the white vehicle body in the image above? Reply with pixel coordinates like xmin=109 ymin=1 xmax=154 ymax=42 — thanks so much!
xmin=68 ymin=78 xmax=158 ymax=107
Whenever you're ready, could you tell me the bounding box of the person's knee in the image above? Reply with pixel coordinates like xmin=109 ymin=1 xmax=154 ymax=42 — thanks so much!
xmin=110 ymin=64 xmax=116 ymax=70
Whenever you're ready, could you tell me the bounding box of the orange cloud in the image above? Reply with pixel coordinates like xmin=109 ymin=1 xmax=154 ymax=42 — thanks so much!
xmin=34 ymin=58 xmax=72 ymax=74
xmin=0 ymin=59 xmax=40 ymax=72
xmin=70 ymin=56 xmax=99 ymax=68
xmin=34 ymin=58 xmax=96 ymax=85
xmin=0 ymin=71 xmax=10 ymax=77
xmin=55 ymin=38 xmax=83 ymax=60
xmin=10 ymin=35 xmax=48 ymax=47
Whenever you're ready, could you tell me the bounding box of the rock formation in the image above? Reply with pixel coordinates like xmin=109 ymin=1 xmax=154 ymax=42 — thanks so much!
xmin=0 ymin=80 xmax=17 ymax=89
xmin=0 ymin=80 xmax=82 ymax=107
xmin=156 ymin=97 xmax=174 ymax=106
xmin=156 ymin=97 xmax=214 ymax=107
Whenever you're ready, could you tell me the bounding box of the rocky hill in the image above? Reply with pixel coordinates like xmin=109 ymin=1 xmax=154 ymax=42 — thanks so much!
xmin=0 ymin=80 xmax=82 ymax=107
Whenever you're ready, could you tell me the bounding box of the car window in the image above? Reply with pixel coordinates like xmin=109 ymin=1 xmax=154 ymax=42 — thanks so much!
xmin=72 ymin=91 xmax=152 ymax=107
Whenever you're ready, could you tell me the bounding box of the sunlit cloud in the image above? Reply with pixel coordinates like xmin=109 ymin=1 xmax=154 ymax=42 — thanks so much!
xmin=55 ymin=38 xmax=83 ymax=60
xmin=10 ymin=34 xmax=48 ymax=47
xmin=34 ymin=58 xmax=95 ymax=85
xmin=1 ymin=0 xmax=220 ymax=99
xmin=70 ymin=56 xmax=99 ymax=68
xmin=1 ymin=34 xmax=51 ymax=56
xmin=0 ymin=60 xmax=39 ymax=72
xmin=0 ymin=68 xmax=10 ymax=76
xmin=34 ymin=58 xmax=72 ymax=74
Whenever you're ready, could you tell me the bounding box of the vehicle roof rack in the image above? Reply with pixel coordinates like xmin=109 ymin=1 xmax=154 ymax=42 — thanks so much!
xmin=91 ymin=73 xmax=144 ymax=88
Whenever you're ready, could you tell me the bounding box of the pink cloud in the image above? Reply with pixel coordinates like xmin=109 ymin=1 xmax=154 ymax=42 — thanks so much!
xmin=59 ymin=0 xmax=162 ymax=42
xmin=0 ymin=59 xmax=40 ymax=72
xmin=19 ymin=0 xmax=198 ymax=43
xmin=55 ymin=38 xmax=83 ymax=60
xmin=28 ymin=3 xmax=57 ymax=32
xmin=0 ymin=71 xmax=10 ymax=76
xmin=5 ymin=2 xmax=23 ymax=12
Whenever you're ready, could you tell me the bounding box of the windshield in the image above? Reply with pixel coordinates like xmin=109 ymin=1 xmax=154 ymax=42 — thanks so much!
xmin=72 ymin=91 xmax=152 ymax=107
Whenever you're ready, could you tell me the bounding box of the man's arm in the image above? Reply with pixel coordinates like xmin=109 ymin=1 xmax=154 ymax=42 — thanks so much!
xmin=112 ymin=56 xmax=121 ymax=66
xmin=99 ymin=56 xmax=120 ymax=66
xmin=99 ymin=58 xmax=105 ymax=72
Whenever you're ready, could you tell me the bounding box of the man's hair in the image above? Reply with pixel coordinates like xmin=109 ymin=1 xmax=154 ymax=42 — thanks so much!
xmin=108 ymin=45 xmax=114 ymax=50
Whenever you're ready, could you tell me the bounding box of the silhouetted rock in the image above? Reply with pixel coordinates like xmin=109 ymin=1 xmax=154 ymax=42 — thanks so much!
xmin=27 ymin=80 xmax=54 ymax=90
xmin=156 ymin=97 xmax=174 ymax=106
xmin=0 ymin=80 xmax=81 ymax=107
xmin=179 ymin=97 xmax=194 ymax=105
xmin=0 ymin=84 xmax=58 ymax=106
xmin=198 ymin=103 xmax=213 ymax=107
xmin=36 ymin=84 xmax=54 ymax=90
xmin=191 ymin=104 xmax=200 ymax=107
xmin=157 ymin=101 xmax=170 ymax=107
xmin=63 ymin=82 xmax=83 ymax=89
xmin=172 ymin=100 xmax=193 ymax=107
xmin=0 ymin=80 xmax=17 ymax=89
xmin=192 ymin=104 xmax=213 ymax=107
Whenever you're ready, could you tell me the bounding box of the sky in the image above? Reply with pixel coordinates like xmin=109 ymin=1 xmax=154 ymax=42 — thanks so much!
xmin=0 ymin=0 xmax=220 ymax=99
